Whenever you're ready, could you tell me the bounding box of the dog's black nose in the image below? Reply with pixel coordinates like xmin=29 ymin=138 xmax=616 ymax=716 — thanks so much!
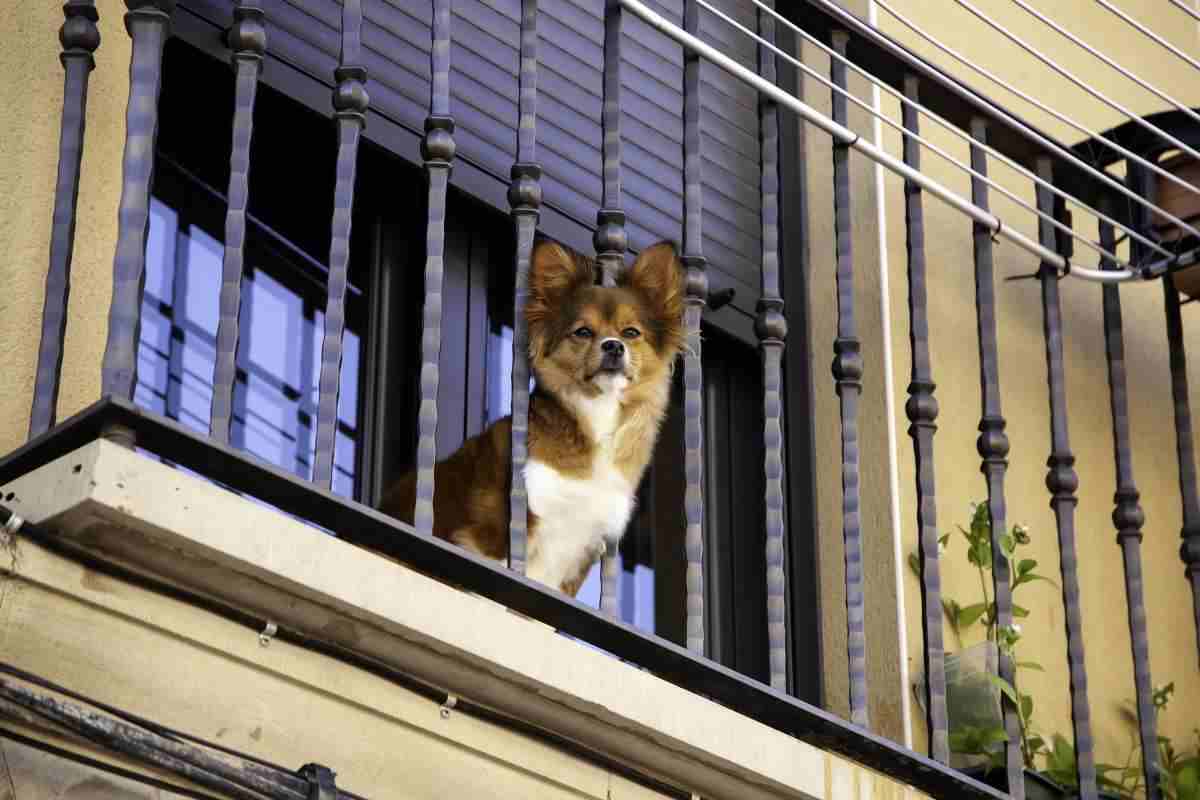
xmin=601 ymin=339 xmax=625 ymax=357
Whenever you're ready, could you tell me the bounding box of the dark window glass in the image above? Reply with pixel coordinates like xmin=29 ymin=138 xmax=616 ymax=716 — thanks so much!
xmin=136 ymin=181 xmax=363 ymax=499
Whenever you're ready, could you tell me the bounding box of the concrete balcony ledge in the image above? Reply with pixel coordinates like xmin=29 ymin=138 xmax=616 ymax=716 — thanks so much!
xmin=0 ymin=439 xmax=929 ymax=799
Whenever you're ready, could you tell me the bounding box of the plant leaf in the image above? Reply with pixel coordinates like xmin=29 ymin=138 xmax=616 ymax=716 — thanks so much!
xmin=908 ymin=552 xmax=921 ymax=578
xmin=1014 ymin=572 xmax=1056 ymax=589
xmin=957 ymin=602 xmax=989 ymax=630
xmin=1000 ymin=533 xmax=1016 ymax=557
xmin=1049 ymin=733 xmax=1077 ymax=778
xmin=1012 ymin=604 xmax=1030 ymax=618
xmin=1020 ymin=693 xmax=1033 ymax=721
xmin=985 ymin=674 xmax=1020 ymax=707
xmin=1176 ymin=759 xmax=1200 ymax=800
xmin=978 ymin=726 xmax=1011 ymax=748
xmin=1016 ymin=661 xmax=1045 ymax=672
xmin=1017 ymin=558 xmax=1037 ymax=576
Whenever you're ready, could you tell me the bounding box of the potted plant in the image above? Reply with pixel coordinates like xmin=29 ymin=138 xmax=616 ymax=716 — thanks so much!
xmin=913 ymin=501 xmax=1200 ymax=799
xmin=910 ymin=502 xmax=1095 ymax=797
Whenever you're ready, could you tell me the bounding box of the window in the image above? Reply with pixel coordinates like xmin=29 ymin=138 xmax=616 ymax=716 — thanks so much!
xmin=137 ymin=163 xmax=363 ymax=499
xmin=143 ymin=32 xmax=783 ymax=689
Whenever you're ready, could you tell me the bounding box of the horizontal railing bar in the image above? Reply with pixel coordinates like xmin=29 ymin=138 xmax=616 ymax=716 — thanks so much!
xmin=874 ymin=0 xmax=1200 ymax=241
xmin=1168 ymin=0 xmax=1200 ymax=23
xmin=1005 ymin=0 xmax=1200 ymax=132
xmin=767 ymin=0 xmax=1200 ymax=246
xmin=622 ymin=0 xmax=1136 ymax=283
xmin=950 ymin=0 xmax=1200 ymax=189
xmin=698 ymin=0 xmax=1135 ymax=270
xmin=0 ymin=395 xmax=1008 ymax=800
xmin=747 ymin=0 xmax=1174 ymax=260
xmin=1095 ymin=0 xmax=1200 ymax=75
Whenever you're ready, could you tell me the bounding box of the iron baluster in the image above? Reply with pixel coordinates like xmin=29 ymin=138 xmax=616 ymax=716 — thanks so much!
xmin=900 ymin=75 xmax=947 ymax=764
xmin=596 ymin=0 xmax=625 ymax=617
xmin=682 ymin=0 xmax=707 ymax=656
xmin=1099 ymin=211 xmax=1160 ymax=799
xmin=30 ymin=0 xmax=101 ymax=439
xmin=508 ymin=0 xmax=541 ymax=574
xmin=969 ymin=117 xmax=1023 ymax=800
xmin=758 ymin=1 xmax=787 ymax=690
xmin=209 ymin=0 xmax=265 ymax=445
xmin=312 ymin=0 xmax=368 ymax=489
xmin=830 ymin=30 xmax=868 ymax=728
xmin=414 ymin=0 xmax=456 ymax=534
xmin=1163 ymin=273 xmax=1200 ymax=664
xmin=1034 ymin=158 xmax=1097 ymax=799
xmin=1130 ymin=152 xmax=1200 ymax=665
xmin=100 ymin=0 xmax=175 ymax=405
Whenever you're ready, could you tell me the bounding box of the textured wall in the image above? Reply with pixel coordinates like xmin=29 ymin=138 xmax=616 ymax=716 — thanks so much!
xmin=0 ymin=0 xmax=127 ymax=454
xmin=874 ymin=0 xmax=1200 ymax=768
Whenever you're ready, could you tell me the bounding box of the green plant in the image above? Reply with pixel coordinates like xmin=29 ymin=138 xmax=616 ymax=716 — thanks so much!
xmin=913 ymin=502 xmax=1200 ymax=799
xmin=1086 ymin=683 xmax=1200 ymax=800
xmin=908 ymin=500 xmax=1055 ymax=767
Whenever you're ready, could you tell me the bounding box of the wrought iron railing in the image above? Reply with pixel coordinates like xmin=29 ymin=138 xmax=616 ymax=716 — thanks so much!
xmin=7 ymin=1 xmax=1200 ymax=799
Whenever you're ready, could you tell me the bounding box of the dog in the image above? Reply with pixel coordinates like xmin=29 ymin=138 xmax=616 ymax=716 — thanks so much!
xmin=380 ymin=238 xmax=686 ymax=597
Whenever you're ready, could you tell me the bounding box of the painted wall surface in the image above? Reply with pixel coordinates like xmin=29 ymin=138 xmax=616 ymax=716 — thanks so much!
xmin=865 ymin=0 xmax=1200 ymax=769
xmin=0 ymin=0 xmax=126 ymax=455
xmin=2 ymin=0 xmax=1199 ymax=786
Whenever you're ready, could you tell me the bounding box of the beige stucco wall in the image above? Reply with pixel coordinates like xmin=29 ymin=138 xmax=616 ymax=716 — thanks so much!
xmin=2 ymin=0 xmax=1198 ymax=786
xmin=0 ymin=536 xmax=679 ymax=799
xmin=0 ymin=0 xmax=126 ymax=455
xmin=861 ymin=0 xmax=1200 ymax=769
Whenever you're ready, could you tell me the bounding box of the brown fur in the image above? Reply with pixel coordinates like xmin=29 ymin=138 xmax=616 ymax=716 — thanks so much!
xmin=380 ymin=239 xmax=686 ymax=596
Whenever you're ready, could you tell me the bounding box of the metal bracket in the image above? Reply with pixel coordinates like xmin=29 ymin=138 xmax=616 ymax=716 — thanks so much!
xmin=1 ymin=509 xmax=23 ymax=538
xmin=439 ymin=693 xmax=458 ymax=719
xmin=706 ymin=287 xmax=736 ymax=311
xmin=300 ymin=763 xmax=337 ymax=800
xmin=258 ymin=621 xmax=278 ymax=647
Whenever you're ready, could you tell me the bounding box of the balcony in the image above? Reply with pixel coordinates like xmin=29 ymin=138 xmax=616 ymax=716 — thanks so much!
xmin=1 ymin=1 xmax=1198 ymax=798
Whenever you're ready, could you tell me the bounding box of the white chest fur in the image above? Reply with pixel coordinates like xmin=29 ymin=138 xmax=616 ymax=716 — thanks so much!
xmin=524 ymin=380 xmax=635 ymax=590
xmin=524 ymin=459 xmax=634 ymax=590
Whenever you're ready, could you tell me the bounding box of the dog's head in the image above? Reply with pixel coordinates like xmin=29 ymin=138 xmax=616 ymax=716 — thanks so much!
xmin=525 ymin=239 xmax=686 ymax=402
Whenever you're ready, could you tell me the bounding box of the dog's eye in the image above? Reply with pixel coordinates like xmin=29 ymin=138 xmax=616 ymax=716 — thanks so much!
xmin=622 ymin=327 xmax=641 ymax=339
xmin=573 ymin=326 xmax=593 ymax=339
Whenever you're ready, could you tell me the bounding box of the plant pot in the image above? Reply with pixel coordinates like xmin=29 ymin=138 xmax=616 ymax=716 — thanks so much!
xmin=913 ymin=641 xmax=1002 ymax=769
xmin=964 ymin=766 xmax=1124 ymax=800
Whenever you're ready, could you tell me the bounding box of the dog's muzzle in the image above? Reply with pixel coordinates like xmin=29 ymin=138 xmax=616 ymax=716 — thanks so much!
xmin=599 ymin=337 xmax=626 ymax=372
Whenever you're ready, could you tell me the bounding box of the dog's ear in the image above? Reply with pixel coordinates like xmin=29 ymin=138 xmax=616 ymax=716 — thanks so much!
xmin=526 ymin=240 xmax=594 ymax=347
xmin=620 ymin=241 xmax=686 ymax=353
